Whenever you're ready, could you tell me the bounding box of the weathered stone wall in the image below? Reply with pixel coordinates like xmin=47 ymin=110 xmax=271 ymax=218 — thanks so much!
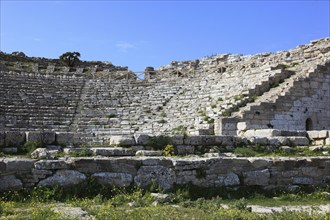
xmin=0 ymin=156 xmax=329 ymax=192
xmin=2 ymin=130 xmax=330 ymax=152
xmin=235 ymin=62 xmax=330 ymax=134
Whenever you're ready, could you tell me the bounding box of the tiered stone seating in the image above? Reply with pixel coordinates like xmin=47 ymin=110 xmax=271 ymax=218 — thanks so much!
xmin=75 ymin=79 xmax=183 ymax=143
xmin=0 ymin=72 xmax=85 ymax=131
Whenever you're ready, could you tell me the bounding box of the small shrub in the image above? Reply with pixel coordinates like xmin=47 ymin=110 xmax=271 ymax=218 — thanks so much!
xmin=20 ymin=141 xmax=42 ymax=155
xmin=217 ymin=97 xmax=223 ymax=102
xmin=164 ymin=144 xmax=175 ymax=157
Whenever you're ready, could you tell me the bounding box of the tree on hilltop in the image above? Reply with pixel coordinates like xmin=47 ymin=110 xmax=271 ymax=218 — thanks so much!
xmin=59 ymin=52 xmax=81 ymax=67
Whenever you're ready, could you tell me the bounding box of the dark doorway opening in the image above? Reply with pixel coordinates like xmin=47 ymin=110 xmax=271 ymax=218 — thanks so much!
xmin=306 ymin=118 xmax=313 ymax=130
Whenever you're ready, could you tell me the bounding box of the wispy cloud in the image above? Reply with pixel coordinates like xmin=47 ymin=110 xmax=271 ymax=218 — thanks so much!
xmin=115 ymin=41 xmax=135 ymax=52
xmin=33 ymin=38 xmax=41 ymax=41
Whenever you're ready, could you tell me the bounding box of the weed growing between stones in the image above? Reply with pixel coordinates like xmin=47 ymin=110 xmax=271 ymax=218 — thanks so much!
xmin=163 ymin=144 xmax=175 ymax=157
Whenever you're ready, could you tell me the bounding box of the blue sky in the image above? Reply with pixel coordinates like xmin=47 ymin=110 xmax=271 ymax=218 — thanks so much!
xmin=1 ymin=1 xmax=329 ymax=71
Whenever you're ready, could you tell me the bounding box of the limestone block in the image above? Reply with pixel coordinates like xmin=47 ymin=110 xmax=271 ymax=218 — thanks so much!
xmin=319 ymin=130 xmax=329 ymax=138
xmin=242 ymin=130 xmax=256 ymax=137
xmin=5 ymin=131 xmax=25 ymax=147
xmin=92 ymin=158 xmax=140 ymax=175
xmin=248 ymin=158 xmax=270 ymax=169
xmin=110 ymin=136 xmax=136 ymax=146
xmin=51 ymin=206 xmax=92 ymax=220
xmin=279 ymin=130 xmax=308 ymax=137
xmin=307 ymin=131 xmax=320 ymax=139
xmin=249 ymin=137 xmax=269 ymax=146
xmin=288 ymin=137 xmax=310 ymax=146
xmin=92 ymin=172 xmax=133 ymax=187
xmin=268 ymin=138 xmax=282 ymax=146
xmin=93 ymin=147 xmax=135 ymax=156
xmin=0 ymin=131 xmax=5 ymax=146
xmin=312 ymin=139 xmax=325 ymax=145
xmin=292 ymin=177 xmax=313 ymax=185
xmin=26 ymin=131 xmax=55 ymax=144
xmin=184 ymin=136 xmax=216 ymax=146
xmin=38 ymin=170 xmax=86 ymax=187
xmin=0 ymin=148 xmax=17 ymax=153
xmin=0 ymin=175 xmax=23 ymax=192
xmin=31 ymin=148 xmax=52 ymax=159
xmin=5 ymin=158 xmax=34 ymax=172
xmin=32 ymin=169 xmax=53 ymax=178
xmin=176 ymin=145 xmax=194 ymax=155
xmin=170 ymin=135 xmax=184 ymax=145
xmin=301 ymin=167 xmax=323 ymax=177
xmin=325 ymin=138 xmax=330 ymax=145
xmin=134 ymin=134 xmax=151 ymax=145
xmin=134 ymin=165 xmax=176 ymax=190
xmin=215 ymin=136 xmax=234 ymax=146
xmin=55 ymin=132 xmax=74 ymax=146
xmin=254 ymin=129 xmax=281 ymax=137
xmin=281 ymin=170 xmax=299 ymax=178
xmin=243 ymin=169 xmax=270 ymax=186
xmin=140 ymin=158 xmax=173 ymax=167
xmin=35 ymin=160 xmax=69 ymax=170
xmin=135 ymin=150 xmax=163 ymax=156
xmin=223 ymin=172 xmax=240 ymax=186
xmin=237 ymin=122 xmax=249 ymax=131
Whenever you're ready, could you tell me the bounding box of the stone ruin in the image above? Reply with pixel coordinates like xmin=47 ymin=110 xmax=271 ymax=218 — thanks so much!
xmin=0 ymin=38 xmax=329 ymax=192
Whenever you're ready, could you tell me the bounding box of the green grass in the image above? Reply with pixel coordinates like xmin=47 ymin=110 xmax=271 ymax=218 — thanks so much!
xmin=0 ymin=186 xmax=329 ymax=220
